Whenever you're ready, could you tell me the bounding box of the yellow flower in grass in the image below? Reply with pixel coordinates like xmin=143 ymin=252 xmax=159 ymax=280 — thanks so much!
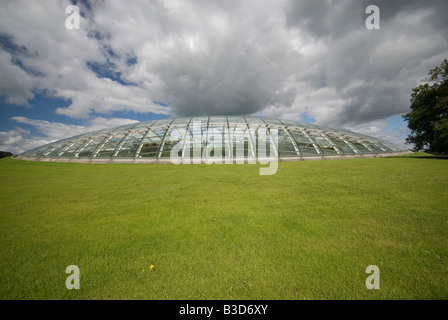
xmin=142 ymin=265 xmax=155 ymax=272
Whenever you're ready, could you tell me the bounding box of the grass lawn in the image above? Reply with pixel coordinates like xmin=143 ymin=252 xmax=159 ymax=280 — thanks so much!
xmin=0 ymin=152 xmax=447 ymax=299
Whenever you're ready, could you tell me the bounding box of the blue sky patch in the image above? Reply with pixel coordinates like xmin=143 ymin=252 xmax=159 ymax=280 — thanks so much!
xmin=0 ymin=93 xmax=77 ymax=136
xmin=86 ymin=60 xmax=134 ymax=86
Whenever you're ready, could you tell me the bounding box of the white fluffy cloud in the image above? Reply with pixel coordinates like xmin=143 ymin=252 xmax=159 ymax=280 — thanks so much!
xmin=0 ymin=49 xmax=36 ymax=106
xmin=0 ymin=116 xmax=138 ymax=154
xmin=344 ymin=119 xmax=410 ymax=148
xmin=0 ymin=127 xmax=51 ymax=155
xmin=0 ymin=0 xmax=170 ymax=119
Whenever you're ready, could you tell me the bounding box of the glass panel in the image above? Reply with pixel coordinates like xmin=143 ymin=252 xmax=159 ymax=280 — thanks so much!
xmin=363 ymin=139 xmax=388 ymax=153
xmin=322 ymin=132 xmax=356 ymax=155
xmin=202 ymin=123 xmax=226 ymax=158
xmin=171 ymin=117 xmax=191 ymax=125
xmin=263 ymin=118 xmax=285 ymax=126
xmin=76 ymin=141 xmax=99 ymax=158
xmin=41 ymin=143 xmax=68 ymax=157
xmin=226 ymin=116 xmax=246 ymax=124
xmin=152 ymin=118 xmax=174 ymax=127
xmin=57 ymin=139 xmax=89 ymax=158
xmin=254 ymin=127 xmax=274 ymax=157
xmin=114 ymin=130 xmax=146 ymax=157
xmin=379 ymin=140 xmax=403 ymax=152
xmin=137 ymin=129 xmax=165 ymax=158
xmin=187 ymin=119 xmax=207 ymax=159
xmin=277 ymin=129 xmax=299 ymax=157
xmin=297 ymin=122 xmax=316 ymax=130
xmin=113 ymin=122 xmax=139 ymax=131
xmin=132 ymin=120 xmax=157 ymax=129
xmin=159 ymin=125 xmax=188 ymax=158
xmin=36 ymin=143 xmax=61 ymax=157
xmin=95 ymin=133 xmax=125 ymax=158
xmin=289 ymin=130 xmax=320 ymax=156
xmin=52 ymin=143 xmax=75 ymax=157
xmin=227 ymin=123 xmax=252 ymax=158
xmin=279 ymin=119 xmax=300 ymax=127
xmin=208 ymin=116 xmax=227 ymax=124
xmin=305 ymin=129 xmax=338 ymax=155
xmin=344 ymin=136 xmax=374 ymax=153
xmin=245 ymin=117 xmax=265 ymax=126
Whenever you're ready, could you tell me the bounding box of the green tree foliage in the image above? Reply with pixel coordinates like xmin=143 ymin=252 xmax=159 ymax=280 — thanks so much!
xmin=0 ymin=151 xmax=13 ymax=159
xmin=403 ymin=59 xmax=448 ymax=154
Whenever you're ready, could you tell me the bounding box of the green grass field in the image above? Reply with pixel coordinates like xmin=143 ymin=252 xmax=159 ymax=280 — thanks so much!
xmin=0 ymin=153 xmax=447 ymax=300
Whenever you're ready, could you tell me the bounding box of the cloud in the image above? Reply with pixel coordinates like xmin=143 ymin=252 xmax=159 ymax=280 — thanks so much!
xmin=0 ymin=116 xmax=139 ymax=154
xmin=344 ymin=118 xmax=411 ymax=149
xmin=12 ymin=116 xmax=138 ymax=138
xmin=0 ymin=127 xmax=51 ymax=154
xmin=83 ymin=0 xmax=303 ymax=117
xmin=0 ymin=0 xmax=170 ymax=119
xmin=283 ymin=0 xmax=448 ymax=128
xmin=0 ymin=0 xmax=447 ymax=151
xmin=0 ymin=49 xmax=35 ymax=105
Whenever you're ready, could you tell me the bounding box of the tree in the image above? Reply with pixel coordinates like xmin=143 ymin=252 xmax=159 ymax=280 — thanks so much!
xmin=403 ymin=59 xmax=448 ymax=154
xmin=0 ymin=151 xmax=13 ymax=159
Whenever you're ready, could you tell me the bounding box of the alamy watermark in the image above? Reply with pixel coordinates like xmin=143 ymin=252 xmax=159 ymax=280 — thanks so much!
xmin=64 ymin=264 xmax=380 ymax=291
xmin=365 ymin=5 xmax=380 ymax=30
xmin=365 ymin=265 xmax=380 ymax=289
xmin=65 ymin=5 xmax=80 ymax=30
xmin=65 ymin=265 xmax=80 ymax=289
xmin=168 ymin=121 xmax=278 ymax=175
xmin=65 ymin=4 xmax=380 ymax=30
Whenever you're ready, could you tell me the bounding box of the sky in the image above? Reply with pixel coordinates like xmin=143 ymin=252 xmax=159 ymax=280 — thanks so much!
xmin=1 ymin=0 xmax=447 ymax=154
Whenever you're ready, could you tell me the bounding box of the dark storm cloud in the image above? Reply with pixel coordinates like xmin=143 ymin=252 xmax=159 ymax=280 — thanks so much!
xmin=285 ymin=0 xmax=448 ymax=40
xmin=133 ymin=0 xmax=302 ymax=117
xmin=158 ymin=31 xmax=301 ymax=116
xmin=283 ymin=0 xmax=448 ymax=126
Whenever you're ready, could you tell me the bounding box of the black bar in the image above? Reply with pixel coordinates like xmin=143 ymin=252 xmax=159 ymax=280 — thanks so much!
xmin=0 ymin=300 xmax=443 ymax=318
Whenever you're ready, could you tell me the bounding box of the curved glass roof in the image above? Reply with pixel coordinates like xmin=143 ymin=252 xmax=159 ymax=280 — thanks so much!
xmin=17 ymin=116 xmax=410 ymax=163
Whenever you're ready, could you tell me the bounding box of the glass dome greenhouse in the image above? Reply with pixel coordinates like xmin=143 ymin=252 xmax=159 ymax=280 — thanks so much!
xmin=15 ymin=116 xmax=411 ymax=163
